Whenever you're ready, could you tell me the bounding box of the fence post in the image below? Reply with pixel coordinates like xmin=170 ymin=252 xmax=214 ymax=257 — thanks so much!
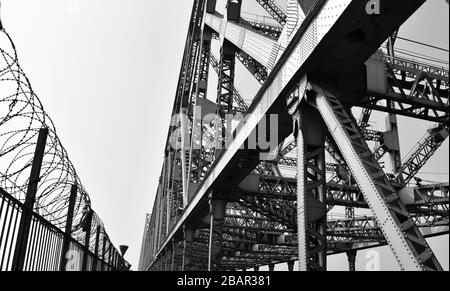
xmin=101 ymin=235 xmax=107 ymax=271
xmin=12 ymin=128 xmax=48 ymax=271
xmin=60 ymin=184 xmax=78 ymax=271
xmin=114 ymin=251 xmax=119 ymax=271
xmin=107 ymin=242 xmax=113 ymax=271
xmin=81 ymin=211 xmax=93 ymax=271
xmin=93 ymin=226 xmax=101 ymax=271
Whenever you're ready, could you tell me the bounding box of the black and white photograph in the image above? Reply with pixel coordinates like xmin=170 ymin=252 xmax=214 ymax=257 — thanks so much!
xmin=0 ymin=0 xmax=448 ymax=280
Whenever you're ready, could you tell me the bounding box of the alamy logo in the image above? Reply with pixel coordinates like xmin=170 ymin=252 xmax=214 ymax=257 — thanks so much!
xmin=169 ymin=106 xmax=279 ymax=161
xmin=365 ymin=250 xmax=381 ymax=271
xmin=66 ymin=0 xmax=81 ymax=15
xmin=366 ymin=0 xmax=381 ymax=15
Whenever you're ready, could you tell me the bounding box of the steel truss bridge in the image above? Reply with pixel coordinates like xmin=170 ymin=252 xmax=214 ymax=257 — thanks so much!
xmin=0 ymin=22 xmax=129 ymax=271
xmin=138 ymin=0 xmax=449 ymax=271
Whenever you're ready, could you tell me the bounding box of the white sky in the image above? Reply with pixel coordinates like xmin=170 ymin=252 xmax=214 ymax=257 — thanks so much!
xmin=1 ymin=0 xmax=448 ymax=270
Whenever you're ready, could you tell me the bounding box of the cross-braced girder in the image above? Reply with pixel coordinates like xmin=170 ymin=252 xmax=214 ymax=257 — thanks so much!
xmin=255 ymin=0 xmax=287 ymax=26
xmin=362 ymin=55 xmax=449 ymax=125
xmin=141 ymin=0 xmax=448 ymax=272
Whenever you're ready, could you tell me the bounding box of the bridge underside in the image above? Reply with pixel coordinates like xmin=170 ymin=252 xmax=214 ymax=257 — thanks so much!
xmin=139 ymin=0 xmax=449 ymax=271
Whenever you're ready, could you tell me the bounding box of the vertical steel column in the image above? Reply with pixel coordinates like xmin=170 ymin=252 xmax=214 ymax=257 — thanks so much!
xmin=178 ymin=0 xmax=207 ymax=207
xmin=189 ymin=27 xmax=213 ymax=185
xmin=168 ymin=169 xmax=177 ymax=236
xmin=216 ymin=39 xmax=237 ymax=148
xmin=164 ymin=250 xmax=169 ymax=271
xmin=268 ymin=264 xmax=275 ymax=272
xmin=12 ymin=128 xmax=48 ymax=271
xmin=154 ymin=191 xmax=161 ymax=257
xmin=295 ymin=101 xmax=327 ymax=271
xmin=208 ymin=193 xmax=214 ymax=271
xmin=215 ymin=0 xmax=241 ymax=150
xmin=113 ymin=252 xmax=117 ymax=270
xmin=82 ymin=211 xmax=93 ymax=271
xmin=347 ymin=250 xmax=357 ymax=272
xmin=287 ymin=261 xmax=295 ymax=272
xmin=101 ymin=235 xmax=106 ymax=271
xmin=180 ymin=108 xmax=191 ymax=207
xmin=114 ymin=249 xmax=118 ymax=270
xmin=158 ymin=190 xmax=166 ymax=248
xmin=207 ymin=193 xmax=226 ymax=271
xmin=171 ymin=240 xmax=176 ymax=271
xmin=386 ymin=112 xmax=402 ymax=177
xmin=93 ymin=226 xmax=101 ymax=271
xmin=60 ymin=184 xmax=78 ymax=271
xmin=162 ymin=154 xmax=171 ymax=234
xmin=182 ymin=226 xmax=187 ymax=271
xmin=107 ymin=243 xmax=112 ymax=271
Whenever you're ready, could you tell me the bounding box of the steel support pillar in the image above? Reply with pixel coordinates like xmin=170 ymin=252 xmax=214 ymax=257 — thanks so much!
xmin=107 ymin=243 xmax=113 ymax=271
xmin=208 ymin=195 xmax=214 ymax=271
xmin=171 ymin=240 xmax=176 ymax=271
xmin=101 ymin=235 xmax=107 ymax=271
xmin=268 ymin=264 xmax=275 ymax=272
xmin=295 ymin=100 xmax=327 ymax=271
xmin=12 ymin=128 xmax=48 ymax=271
xmin=165 ymin=250 xmax=170 ymax=271
xmin=60 ymin=184 xmax=77 ymax=271
xmin=216 ymin=39 xmax=237 ymax=148
xmin=180 ymin=108 xmax=191 ymax=207
xmin=215 ymin=0 xmax=241 ymax=150
xmin=288 ymin=261 xmax=295 ymax=272
xmin=190 ymin=27 xmax=213 ymax=185
xmin=207 ymin=192 xmax=226 ymax=271
xmin=347 ymin=250 xmax=357 ymax=272
xmin=386 ymin=112 xmax=403 ymax=177
xmin=183 ymin=227 xmax=197 ymax=271
xmin=182 ymin=227 xmax=187 ymax=271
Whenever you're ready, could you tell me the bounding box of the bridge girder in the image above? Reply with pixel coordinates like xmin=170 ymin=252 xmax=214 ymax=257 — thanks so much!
xmin=141 ymin=0 xmax=449 ymax=272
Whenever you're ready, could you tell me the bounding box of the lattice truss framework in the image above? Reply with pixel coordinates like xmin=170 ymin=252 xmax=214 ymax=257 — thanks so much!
xmin=140 ymin=0 xmax=449 ymax=271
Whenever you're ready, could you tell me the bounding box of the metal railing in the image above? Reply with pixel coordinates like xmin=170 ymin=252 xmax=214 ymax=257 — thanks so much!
xmin=0 ymin=25 xmax=130 ymax=271
xmin=0 ymin=187 xmax=127 ymax=271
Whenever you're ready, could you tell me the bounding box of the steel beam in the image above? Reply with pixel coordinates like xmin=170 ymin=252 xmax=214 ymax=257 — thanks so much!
xmin=147 ymin=0 xmax=429 ymax=270
xmin=314 ymin=84 xmax=442 ymax=271
xmin=255 ymin=0 xmax=287 ymax=26
xmin=294 ymin=103 xmax=327 ymax=271
xmin=396 ymin=126 xmax=449 ymax=185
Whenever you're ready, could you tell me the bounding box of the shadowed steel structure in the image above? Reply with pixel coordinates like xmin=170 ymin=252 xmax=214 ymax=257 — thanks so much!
xmin=138 ymin=0 xmax=449 ymax=271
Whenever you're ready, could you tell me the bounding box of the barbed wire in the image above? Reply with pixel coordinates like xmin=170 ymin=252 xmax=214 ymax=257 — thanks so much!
xmin=0 ymin=27 xmax=111 ymax=248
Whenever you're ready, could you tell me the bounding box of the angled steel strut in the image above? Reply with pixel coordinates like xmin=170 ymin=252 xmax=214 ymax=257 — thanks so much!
xmin=313 ymin=84 xmax=443 ymax=271
xmin=255 ymin=0 xmax=287 ymax=26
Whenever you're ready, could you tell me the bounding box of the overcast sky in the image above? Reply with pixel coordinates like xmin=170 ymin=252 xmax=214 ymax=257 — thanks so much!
xmin=1 ymin=0 xmax=448 ymax=270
